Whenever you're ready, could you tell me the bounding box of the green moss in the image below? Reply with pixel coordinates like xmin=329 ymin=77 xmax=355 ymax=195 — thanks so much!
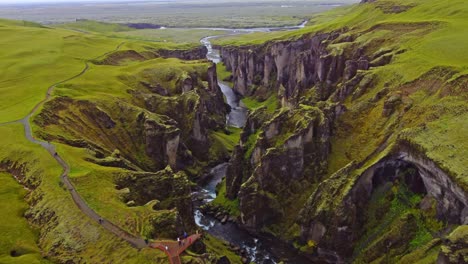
xmin=216 ymin=63 xmax=232 ymax=84
xmin=353 ymin=176 xmax=446 ymax=262
xmin=211 ymin=127 xmax=242 ymax=154
xmin=244 ymin=130 xmax=262 ymax=160
xmin=241 ymin=94 xmax=278 ymax=113
xmin=211 ymin=179 xmax=240 ymax=217
xmin=202 ymin=234 xmax=242 ymax=263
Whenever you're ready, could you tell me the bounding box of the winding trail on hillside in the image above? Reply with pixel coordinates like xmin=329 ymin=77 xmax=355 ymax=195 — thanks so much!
xmin=0 ymin=41 xmax=201 ymax=262
xmin=0 ymin=21 xmax=309 ymax=262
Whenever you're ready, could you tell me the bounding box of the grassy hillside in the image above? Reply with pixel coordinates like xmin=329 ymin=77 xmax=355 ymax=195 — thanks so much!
xmin=0 ymin=19 xmax=199 ymax=124
xmin=0 ymin=20 xmax=117 ymax=123
xmin=0 ymin=171 xmax=50 ymax=264
xmin=215 ymin=0 xmax=468 ymax=81
xmin=234 ymin=0 xmax=468 ymax=77
xmin=0 ymin=17 xmax=230 ymax=263
xmin=0 ymin=124 xmax=167 ymax=263
xmin=30 ymin=57 xmax=213 ymax=237
xmin=56 ymin=20 xmax=229 ymax=44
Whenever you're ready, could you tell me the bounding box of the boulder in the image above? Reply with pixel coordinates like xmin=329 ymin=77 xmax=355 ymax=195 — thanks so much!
xmin=216 ymin=256 xmax=231 ymax=264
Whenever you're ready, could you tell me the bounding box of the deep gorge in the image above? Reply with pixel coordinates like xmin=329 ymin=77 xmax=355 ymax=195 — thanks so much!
xmin=1 ymin=1 xmax=466 ymax=263
xmin=24 ymin=18 xmax=468 ymax=264
xmin=205 ymin=16 xmax=468 ymax=262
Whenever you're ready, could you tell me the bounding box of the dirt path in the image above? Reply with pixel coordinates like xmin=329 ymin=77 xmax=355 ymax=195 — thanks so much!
xmin=11 ymin=41 xmax=150 ymax=248
xmin=0 ymin=41 xmax=202 ymax=261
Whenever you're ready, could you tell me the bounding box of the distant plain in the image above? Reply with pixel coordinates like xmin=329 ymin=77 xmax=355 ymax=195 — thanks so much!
xmin=0 ymin=0 xmax=358 ymax=28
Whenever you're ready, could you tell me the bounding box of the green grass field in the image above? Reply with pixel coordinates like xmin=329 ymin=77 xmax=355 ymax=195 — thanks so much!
xmin=0 ymin=124 xmax=167 ymax=263
xmin=0 ymin=20 xmax=119 ymax=123
xmin=56 ymin=20 xmax=229 ymax=44
xmin=241 ymin=95 xmax=279 ymax=113
xmin=0 ymin=172 xmax=50 ymax=264
xmin=0 ymin=19 xmax=206 ymax=124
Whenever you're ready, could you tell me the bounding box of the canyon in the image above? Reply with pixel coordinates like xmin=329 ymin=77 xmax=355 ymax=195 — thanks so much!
xmin=0 ymin=0 xmax=466 ymax=263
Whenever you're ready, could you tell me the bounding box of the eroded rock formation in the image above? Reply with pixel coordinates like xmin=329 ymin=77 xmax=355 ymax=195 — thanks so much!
xmin=219 ymin=31 xmax=372 ymax=106
xmin=299 ymin=142 xmax=467 ymax=259
xmin=218 ymin=18 xmax=467 ymax=263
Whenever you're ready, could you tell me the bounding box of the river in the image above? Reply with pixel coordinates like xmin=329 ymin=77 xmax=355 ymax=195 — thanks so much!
xmin=192 ymin=23 xmax=317 ymax=263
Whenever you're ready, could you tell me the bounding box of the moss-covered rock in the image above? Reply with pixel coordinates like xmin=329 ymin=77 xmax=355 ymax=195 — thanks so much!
xmin=115 ymin=167 xmax=195 ymax=235
xmin=438 ymin=226 xmax=468 ymax=264
xmin=225 ymin=106 xmax=333 ymax=230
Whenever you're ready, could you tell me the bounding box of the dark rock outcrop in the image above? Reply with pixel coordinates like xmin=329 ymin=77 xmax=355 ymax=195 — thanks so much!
xmin=140 ymin=114 xmax=180 ymax=169
xmin=116 ymin=167 xmax=195 ymax=234
xmin=225 ymin=106 xmax=333 ymax=229
xmin=156 ymin=46 xmax=208 ymax=61
xmin=220 ymin=31 xmax=374 ymax=107
xmin=216 ymin=256 xmax=231 ymax=264
xmin=141 ymin=63 xmax=228 ymax=165
xmin=299 ymin=142 xmax=468 ymax=259
xmin=438 ymin=226 xmax=468 ymax=264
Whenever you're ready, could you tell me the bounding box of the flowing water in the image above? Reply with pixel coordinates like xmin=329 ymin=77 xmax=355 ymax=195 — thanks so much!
xmin=191 ymin=22 xmax=318 ymax=263
xmin=201 ymin=35 xmax=248 ymax=128
xmin=193 ymin=164 xmax=313 ymax=264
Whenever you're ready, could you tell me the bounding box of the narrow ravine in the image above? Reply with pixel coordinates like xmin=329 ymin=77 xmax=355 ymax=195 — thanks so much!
xmin=193 ymin=164 xmax=313 ymax=263
xmin=194 ymin=23 xmax=314 ymax=263
xmin=201 ymin=36 xmax=248 ymax=128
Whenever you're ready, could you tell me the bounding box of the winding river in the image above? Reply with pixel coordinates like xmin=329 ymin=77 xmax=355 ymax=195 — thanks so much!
xmin=193 ymin=22 xmax=314 ymax=264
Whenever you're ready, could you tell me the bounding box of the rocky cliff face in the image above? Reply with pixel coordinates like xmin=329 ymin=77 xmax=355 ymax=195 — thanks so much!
xmin=299 ymin=142 xmax=468 ymax=259
xmin=225 ymin=105 xmax=335 ymax=230
xmin=139 ymin=63 xmax=229 ymax=166
xmin=116 ymin=167 xmax=195 ymax=236
xmin=35 ymin=61 xmax=227 ymax=173
xmin=156 ymin=46 xmax=208 ymax=61
xmin=220 ymin=31 xmax=372 ymax=106
xmin=221 ymin=30 xmax=374 ymax=233
xmin=218 ymin=15 xmax=467 ymax=262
